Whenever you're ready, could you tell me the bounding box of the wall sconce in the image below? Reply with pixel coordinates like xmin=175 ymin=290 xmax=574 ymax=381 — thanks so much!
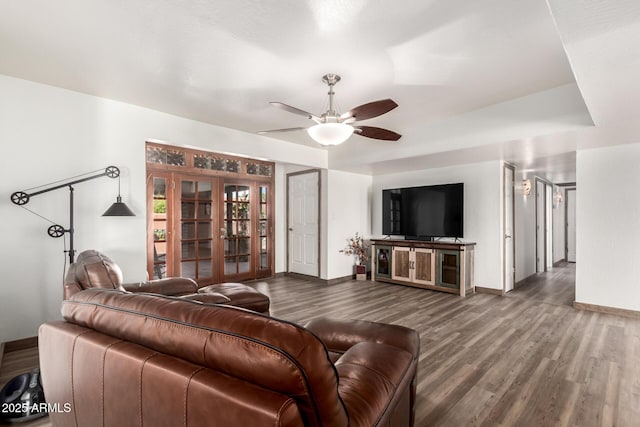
xmin=522 ymin=179 xmax=532 ymax=196
xmin=554 ymin=189 xmax=563 ymax=207
xmin=10 ymin=166 xmax=134 ymax=264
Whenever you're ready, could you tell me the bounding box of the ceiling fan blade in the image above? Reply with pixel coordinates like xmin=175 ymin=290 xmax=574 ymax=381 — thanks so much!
xmin=354 ymin=126 xmax=402 ymax=141
xmin=270 ymin=102 xmax=322 ymax=122
xmin=341 ymin=99 xmax=398 ymax=122
xmin=257 ymin=127 xmax=307 ymax=134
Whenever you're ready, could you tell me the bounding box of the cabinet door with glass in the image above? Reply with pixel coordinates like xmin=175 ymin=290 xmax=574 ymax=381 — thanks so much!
xmin=437 ymin=250 xmax=460 ymax=289
xmin=374 ymin=245 xmax=392 ymax=280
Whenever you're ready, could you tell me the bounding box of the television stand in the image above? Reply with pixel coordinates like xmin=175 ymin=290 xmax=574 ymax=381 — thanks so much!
xmin=371 ymin=239 xmax=475 ymax=296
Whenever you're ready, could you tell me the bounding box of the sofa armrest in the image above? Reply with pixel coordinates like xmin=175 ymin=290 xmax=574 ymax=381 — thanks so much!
xmin=122 ymin=277 xmax=197 ymax=296
xmin=304 ymin=318 xmax=420 ymax=360
xmin=336 ymin=341 xmax=417 ymax=427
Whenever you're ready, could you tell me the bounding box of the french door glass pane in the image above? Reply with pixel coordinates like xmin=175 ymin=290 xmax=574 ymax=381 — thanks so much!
xmin=180 ymin=179 xmax=214 ymax=281
xmin=182 ymin=242 xmax=196 ymax=258
xmin=239 ymin=256 xmax=250 ymax=273
xmin=197 ymin=222 xmax=211 ymax=238
xmin=182 ymin=202 xmax=195 ymax=219
xmin=223 ymin=183 xmax=251 ymax=277
xmin=197 ymin=202 xmax=211 ymax=218
xmin=182 ymin=181 xmax=196 ymax=198
xmin=153 ymin=177 xmax=168 ymax=279
xmin=197 ymin=241 xmax=211 ymax=257
xmin=198 ymin=181 xmax=212 ymax=199
xmin=224 ymin=257 xmax=235 ymax=275
xmin=182 ymin=222 xmax=196 ymax=239
xmin=257 ymin=185 xmax=269 ymax=272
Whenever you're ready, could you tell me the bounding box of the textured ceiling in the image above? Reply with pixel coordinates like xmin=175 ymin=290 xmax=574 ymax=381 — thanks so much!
xmin=1 ymin=0 xmax=639 ymax=180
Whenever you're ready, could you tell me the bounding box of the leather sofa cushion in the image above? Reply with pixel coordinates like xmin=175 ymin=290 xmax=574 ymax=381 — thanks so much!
xmin=199 ymin=283 xmax=270 ymax=312
xmin=61 ymin=289 xmax=347 ymax=427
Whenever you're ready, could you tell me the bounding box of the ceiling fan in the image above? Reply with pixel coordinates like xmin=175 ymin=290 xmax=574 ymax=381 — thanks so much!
xmin=258 ymin=73 xmax=401 ymax=146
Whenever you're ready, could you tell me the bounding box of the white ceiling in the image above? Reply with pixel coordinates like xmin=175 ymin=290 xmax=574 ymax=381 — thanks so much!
xmin=2 ymin=0 xmax=639 ymax=180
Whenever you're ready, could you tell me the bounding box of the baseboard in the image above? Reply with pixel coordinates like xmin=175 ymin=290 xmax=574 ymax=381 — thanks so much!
xmin=475 ymin=286 xmax=504 ymax=296
xmin=284 ymin=272 xmax=355 ymax=286
xmin=514 ymin=273 xmax=537 ymax=289
xmin=574 ymin=302 xmax=640 ymax=319
xmin=0 ymin=341 xmax=4 ymax=373
xmin=4 ymin=336 xmax=38 ymax=353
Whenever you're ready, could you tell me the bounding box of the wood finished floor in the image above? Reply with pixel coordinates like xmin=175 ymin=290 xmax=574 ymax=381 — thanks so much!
xmin=3 ymin=262 xmax=640 ymax=426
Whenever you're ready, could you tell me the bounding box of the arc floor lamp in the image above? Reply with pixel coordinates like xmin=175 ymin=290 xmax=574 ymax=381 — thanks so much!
xmin=10 ymin=165 xmax=135 ymax=264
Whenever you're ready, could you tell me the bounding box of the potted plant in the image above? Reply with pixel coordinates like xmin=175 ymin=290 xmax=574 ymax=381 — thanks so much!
xmin=339 ymin=233 xmax=369 ymax=280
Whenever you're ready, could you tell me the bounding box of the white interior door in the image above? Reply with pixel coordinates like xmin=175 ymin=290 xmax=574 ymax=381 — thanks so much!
xmin=504 ymin=166 xmax=515 ymax=292
xmin=566 ymin=188 xmax=577 ymax=262
xmin=287 ymin=171 xmax=320 ymax=276
xmin=545 ymin=184 xmax=553 ymax=269
xmin=536 ymin=180 xmax=545 ymax=272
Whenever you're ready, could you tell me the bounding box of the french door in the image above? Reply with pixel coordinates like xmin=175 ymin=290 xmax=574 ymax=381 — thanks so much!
xmin=148 ymin=173 xmax=273 ymax=285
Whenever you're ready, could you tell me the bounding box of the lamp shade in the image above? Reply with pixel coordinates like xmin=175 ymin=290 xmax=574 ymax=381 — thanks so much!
xmin=102 ymin=196 xmax=135 ymax=216
xmin=307 ymin=123 xmax=354 ymax=146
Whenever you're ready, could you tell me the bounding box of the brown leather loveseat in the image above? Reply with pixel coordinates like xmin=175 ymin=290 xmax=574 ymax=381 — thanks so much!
xmin=39 ymin=289 xmax=420 ymax=426
xmin=64 ymin=249 xmax=270 ymax=313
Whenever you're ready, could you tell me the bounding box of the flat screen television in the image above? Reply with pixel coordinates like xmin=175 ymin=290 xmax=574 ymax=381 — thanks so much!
xmin=382 ymin=183 xmax=463 ymax=240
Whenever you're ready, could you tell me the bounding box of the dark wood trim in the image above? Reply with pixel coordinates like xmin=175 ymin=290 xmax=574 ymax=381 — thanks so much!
xmin=475 ymin=286 xmax=504 ymax=295
xmin=146 ymin=141 xmax=274 ymax=181
xmin=574 ymin=302 xmax=640 ymax=319
xmin=555 ymin=182 xmax=577 ymax=187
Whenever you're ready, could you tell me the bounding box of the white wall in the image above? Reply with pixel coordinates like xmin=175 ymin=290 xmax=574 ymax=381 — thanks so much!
xmin=0 ymin=75 xmax=327 ymax=342
xmin=325 ymin=170 xmax=372 ymax=279
xmin=576 ymin=143 xmax=640 ymax=312
xmin=372 ymin=161 xmax=502 ymax=289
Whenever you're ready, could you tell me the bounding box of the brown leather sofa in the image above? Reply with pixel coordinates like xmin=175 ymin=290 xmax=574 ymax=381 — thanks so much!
xmin=65 ymin=249 xmax=270 ymax=313
xmin=39 ymin=289 xmax=419 ymax=426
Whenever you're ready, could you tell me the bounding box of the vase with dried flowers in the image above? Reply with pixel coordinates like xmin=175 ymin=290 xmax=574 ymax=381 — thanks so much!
xmin=339 ymin=233 xmax=369 ymax=280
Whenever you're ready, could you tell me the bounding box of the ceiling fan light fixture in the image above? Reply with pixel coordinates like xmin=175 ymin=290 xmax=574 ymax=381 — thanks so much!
xmin=307 ymin=123 xmax=354 ymax=146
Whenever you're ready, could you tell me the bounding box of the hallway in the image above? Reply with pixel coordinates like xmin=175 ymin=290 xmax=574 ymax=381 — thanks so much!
xmin=510 ymin=262 xmax=576 ymax=307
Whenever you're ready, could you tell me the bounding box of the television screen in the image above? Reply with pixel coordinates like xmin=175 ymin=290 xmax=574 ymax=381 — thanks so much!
xmin=382 ymin=183 xmax=463 ymax=239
